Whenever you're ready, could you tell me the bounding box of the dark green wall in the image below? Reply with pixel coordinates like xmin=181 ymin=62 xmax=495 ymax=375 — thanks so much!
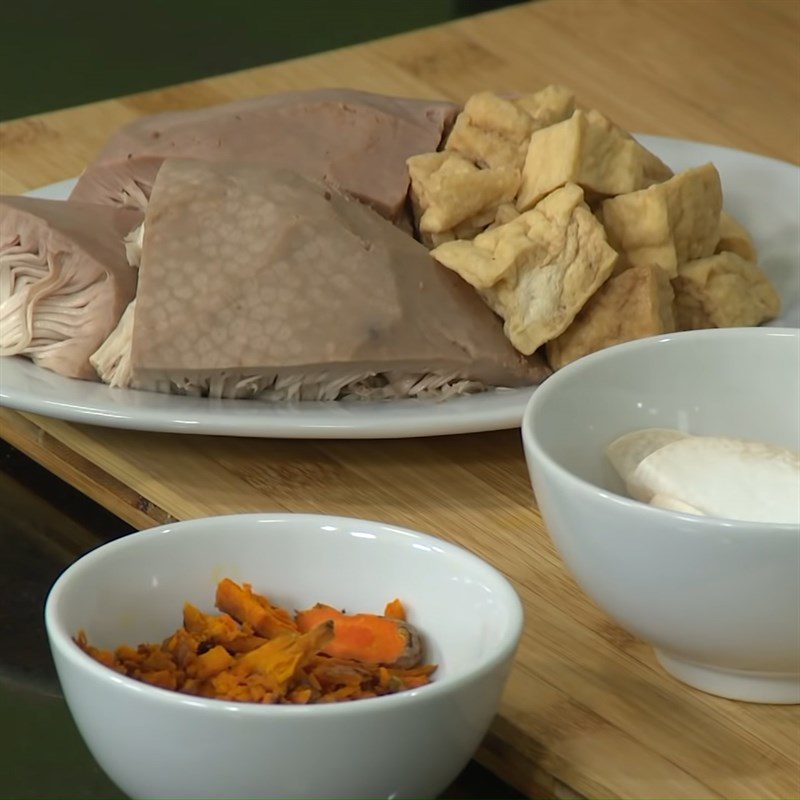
xmin=0 ymin=1 xmax=523 ymax=121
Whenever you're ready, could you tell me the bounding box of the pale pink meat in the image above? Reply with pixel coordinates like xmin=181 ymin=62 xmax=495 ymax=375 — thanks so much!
xmin=0 ymin=196 xmax=141 ymax=380
xmin=128 ymin=159 xmax=548 ymax=399
xmin=69 ymin=88 xmax=457 ymax=224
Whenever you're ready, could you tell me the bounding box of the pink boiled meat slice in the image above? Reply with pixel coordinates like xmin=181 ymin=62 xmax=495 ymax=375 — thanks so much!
xmin=100 ymin=159 xmax=548 ymax=401
xmin=69 ymin=88 xmax=458 ymax=224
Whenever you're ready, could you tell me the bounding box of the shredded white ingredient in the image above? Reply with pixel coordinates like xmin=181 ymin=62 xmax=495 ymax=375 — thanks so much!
xmin=124 ymin=224 xmax=144 ymax=267
xmin=0 ymin=241 xmax=69 ymax=356
xmin=97 ymin=347 xmax=488 ymax=401
xmin=89 ymin=299 xmax=136 ymax=386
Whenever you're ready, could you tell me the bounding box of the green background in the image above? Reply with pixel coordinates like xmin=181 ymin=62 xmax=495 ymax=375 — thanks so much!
xmin=1 ymin=0 xmax=521 ymax=121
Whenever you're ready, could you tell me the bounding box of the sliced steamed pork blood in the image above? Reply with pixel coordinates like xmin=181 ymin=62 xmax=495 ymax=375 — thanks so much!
xmin=111 ymin=159 xmax=548 ymax=400
xmin=68 ymin=88 xmax=458 ymax=223
xmin=0 ymin=196 xmax=141 ymax=380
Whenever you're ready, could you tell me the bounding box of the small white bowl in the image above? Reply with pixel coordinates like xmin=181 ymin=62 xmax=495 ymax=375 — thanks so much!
xmin=45 ymin=514 xmax=523 ymax=799
xmin=522 ymin=328 xmax=800 ymax=704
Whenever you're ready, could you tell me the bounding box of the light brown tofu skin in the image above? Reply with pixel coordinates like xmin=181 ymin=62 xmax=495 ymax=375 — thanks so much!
xmin=546 ymin=265 xmax=675 ymax=370
xmin=431 ymin=183 xmax=618 ymax=355
xmin=444 ymin=87 xmax=577 ymax=173
xmin=0 ymin=196 xmax=140 ymax=380
xmin=716 ymin=210 xmax=758 ymax=262
xmin=517 ymin=109 xmax=672 ymax=212
xmin=130 ymin=159 xmax=548 ymax=392
xmin=69 ymin=88 xmax=457 ymax=224
xmin=600 ymin=163 xmax=722 ymax=278
xmin=513 ymin=85 xmax=576 ymax=131
xmin=407 ymin=150 xmax=519 ymax=237
xmin=445 ymin=91 xmax=535 ymax=171
xmin=672 ymin=251 xmax=781 ymax=330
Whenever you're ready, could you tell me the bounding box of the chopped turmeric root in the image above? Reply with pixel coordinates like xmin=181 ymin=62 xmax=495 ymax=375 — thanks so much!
xmin=234 ymin=623 xmax=334 ymax=689
xmin=215 ymin=579 xmax=297 ymax=638
xmin=295 ymin=604 xmax=421 ymax=668
xmin=383 ymin=598 xmax=406 ymax=620
xmin=188 ymin=645 xmax=235 ymax=681
xmin=75 ymin=580 xmax=435 ymax=705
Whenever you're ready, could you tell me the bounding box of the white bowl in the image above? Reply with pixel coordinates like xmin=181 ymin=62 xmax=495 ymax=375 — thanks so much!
xmin=45 ymin=514 xmax=523 ymax=799
xmin=522 ymin=328 xmax=800 ymax=704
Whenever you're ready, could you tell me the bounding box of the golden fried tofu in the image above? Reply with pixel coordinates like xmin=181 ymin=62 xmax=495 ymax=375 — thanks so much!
xmin=600 ymin=163 xmax=722 ymax=278
xmin=637 ymin=137 xmax=673 ymax=187
xmin=424 ymin=214 xmax=492 ymax=248
xmin=407 ymin=151 xmax=519 ymax=236
xmin=673 ymin=251 xmax=780 ymax=330
xmin=431 ymin=183 xmax=618 ymax=354
xmin=587 ymin=110 xmax=672 ymax=187
xmin=546 ymin=265 xmax=675 ymax=369
xmin=513 ymin=85 xmax=576 ymax=131
xmin=445 ymin=91 xmax=534 ymax=170
xmin=716 ymin=210 xmax=757 ymax=262
xmin=429 ymin=222 xmax=527 ymax=290
xmin=426 ymin=230 xmax=456 ymax=247
xmin=426 ymin=202 xmax=521 ymax=248
xmin=517 ymin=109 xmax=666 ymax=211
xmin=487 ymin=202 xmax=521 ymax=230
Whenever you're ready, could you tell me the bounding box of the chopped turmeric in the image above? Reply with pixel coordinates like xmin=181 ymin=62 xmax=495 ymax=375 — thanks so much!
xmin=383 ymin=598 xmax=406 ymax=620
xmin=223 ymin=635 xmax=270 ymax=654
xmin=233 ymin=623 xmax=334 ymax=693
xmin=183 ymin=602 xmax=242 ymax=643
xmin=187 ymin=645 xmax=235 ymax=681
xmin=140 ymin=669 xmax=178 ymax=691
xmin=75 ymin=579 xmax=436 ymax=705
xmin=295 ymin=604 xmax=421 ymax=668
xmin=215 ymin=579 xmax=297 ymax=638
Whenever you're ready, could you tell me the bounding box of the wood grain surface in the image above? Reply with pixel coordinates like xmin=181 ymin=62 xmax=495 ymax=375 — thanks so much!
xmin=1 ymin=1 xmax=799 ymax=798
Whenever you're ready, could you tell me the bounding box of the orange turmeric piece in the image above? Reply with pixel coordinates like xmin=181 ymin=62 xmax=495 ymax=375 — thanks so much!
xmin=188 ymin=645 xmax=235 ymax=681
xmin=215 ymin=579 xmax=297 ymax=638
xmin=74 ymin=580 xmax=436 ymax=705
xmin=384 ymin=598 xmax=406 ymax=620
xmin=234 ymin=623 xmax=333 ymax=685
xmin=182 ymin=602 xmax=242 ymax=644
xmin=295 ymin=603 xmax=421 ymax=668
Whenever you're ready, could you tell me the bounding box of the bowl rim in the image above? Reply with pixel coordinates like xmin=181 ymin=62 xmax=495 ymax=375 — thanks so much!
xmin=45 ymin=512 xmax=524 ymax=717
xmin=522 ymin=327 xmax=800 ymax=534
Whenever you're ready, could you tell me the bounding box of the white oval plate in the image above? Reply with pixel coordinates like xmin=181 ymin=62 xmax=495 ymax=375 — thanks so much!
xmin=2 ymin=135 xmax=798 ymax=438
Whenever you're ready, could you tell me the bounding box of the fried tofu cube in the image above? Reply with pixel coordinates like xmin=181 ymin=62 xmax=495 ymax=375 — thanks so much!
xmin=672 ymin=251 xmax=780 ymax=329
xmin=513 ymin=84 xmax=576 ymax=130
xmin=445 ymin=91 xmax=534 ymax=170
xmin=426 ymin=202 xmax=521 ymax=248
xmin=716 ymin=210 xmax=757 ymax=262
xmin=487 ymin=202 xmax=520 ymax=230
xmin=517 ymin=109 xmax=665 ymax=211
xmin=546 ymin=265 xmax=675 ymax=369
xmin=637 ymin=137 xmax=674 ymax=187
xmin=426 ymin=230 xmax=456 ymax=247
xmin=430 ymin=220 xmax=528 ymax=290
xmin=587 ymin=109 xmax=672 ymax=186
xmin=407 ymin=151 xmax=519 ymax=235
xmin=600 ymin=163 xmax=722 ymax=278
xmin=432 ymin=183 xmax=618 ymax=354
xmin=423 ymin=215 xmax=491 ymax=248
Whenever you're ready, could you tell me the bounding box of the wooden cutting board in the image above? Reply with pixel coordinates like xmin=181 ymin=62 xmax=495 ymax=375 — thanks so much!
xmin=1 ymin=1 xmax=799 ymax=797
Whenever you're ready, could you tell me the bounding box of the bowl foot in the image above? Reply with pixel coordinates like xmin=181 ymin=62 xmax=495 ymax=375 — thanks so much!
xmin=655 ymin=650 xmax=800 ymax=704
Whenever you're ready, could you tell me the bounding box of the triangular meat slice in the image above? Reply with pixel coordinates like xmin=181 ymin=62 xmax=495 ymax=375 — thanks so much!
xmin=69 ymin=88 xmax=458 ymax=225
xmin=107 ymin=159 xmax=547 ymax=401
xmin=0 ymin=196 xmax=140 ymax=380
